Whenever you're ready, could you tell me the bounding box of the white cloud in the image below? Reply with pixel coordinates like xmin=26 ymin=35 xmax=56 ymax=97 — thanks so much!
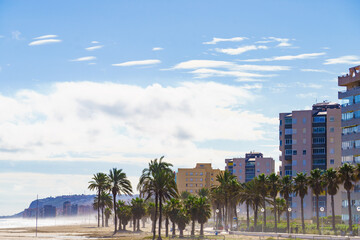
xmin=267 ymin=37 xmax=292 ymax=47
xmin=12 ymin=31 xmax=21 ymax=40
xmin=171 ymin=60 xmax=233 ymax=69
xmin=203 ymin=37 xmax=247 ymax=45
xmin=0 ymin=81 xmax=276 ymax=165
xmin=301 ymin=69 xmax=331 ymax=73
xmin=33 ymin=35 xmax=58 ymax=39
xmin=85 ymin=45 xmax=103 ymax=51
xmin=295 ymin=82 xmax=322 ymax=89
xmin=241 ymin=52 xmax=326 ymax=62
xmin=215 ymin=45 xmax=268 ymax=55
xmin=112 ymin=59 xmax=161 ymax=67
xmin=91 ymin=41 xmax=99 ymax=44
xmin=296 ymin=92 xmax=318 ymax=99
xmin=324 ymin=55 xmax=360 ymax=65
xmin=29 ymin=39 xmax=62 ymax=46
xmin=70 ymin=56 xmax=96 ymax=62
xmin=152 ymin=47 xmax=163 ymax=51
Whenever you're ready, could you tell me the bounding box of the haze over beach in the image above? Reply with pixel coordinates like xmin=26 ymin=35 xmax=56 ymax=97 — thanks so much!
xmin=0 ymin=0 xmax=359 ymax=223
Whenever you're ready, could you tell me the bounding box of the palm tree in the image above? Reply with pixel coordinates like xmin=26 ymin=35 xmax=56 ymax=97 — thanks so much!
xmin=247 ymin=179 xmax=262 ymax=229
xmin=180 ymin=191 xmax=191 ymax=200
xmin=280 ymin=175 xmax=293 ymax=233
xmin=308 ymin=168 xmax=324 ymax=233
xmin=117 ymin=200 xmax=125 ymax=230
xmin=273 ymin=198 xmax=286 ymax=223
xmin=198 ymin=188 xmax=210 ymax=198
xmin=167 ymin=198 xmax=181 ymax=237
xmin=184 ymin=195 xmax=198 ymax=236
xmin=293 ymin=172 xmax=308 ymax=233
xmin=163 ymin=203 xmax=170 ymax=237
xmin=338 ymin=163 xmax=355 ymax=233
xmin=257 ymin=174 xmax=269 ymax=230
xmin=210 ymin=187 xmax=224 ymax=230
xmin=138 ymin=157 xmax=178 ymax=240
xmin=108 ymin=168 xmax=133 ymax=233
xmin=176 ymin=207 xmax=190 ymax=237
xmin=197 ymin=197 xmax=212 ymax=236
xmin=104 ymin=207 xmax=111 ymax=227
xmin=88 ymin=172 xmax=109 ymax=227
xmin=131 ymin=197 xmax=146 ymax=231
xmin=267 ymin=173 xmax=280 ymax=233
xmin=93 ymin=191 xmax=113 ymax=227
xmin=239 ymin=182 xmax=252 ymax=231
xmin=216 ymin=170 xmax=237 ymax=231
xmin=117 ymin=203 xmax=132 ymax=231
xmin=323 ymin=168 xmax=340 ymax=233
xmin=147 ymin=202 xmax=157 ymax=233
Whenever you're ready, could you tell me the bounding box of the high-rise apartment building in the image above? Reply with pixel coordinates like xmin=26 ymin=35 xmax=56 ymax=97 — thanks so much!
xmin=176 ymin=163 xmax=223 ymax=194
xmin=225 ymin=152 xmax=275 ymax=183
xmin=338 ymin=65 xmax=360 ymax=223
xmin=279 ymin=102 xmax=342 ymax=219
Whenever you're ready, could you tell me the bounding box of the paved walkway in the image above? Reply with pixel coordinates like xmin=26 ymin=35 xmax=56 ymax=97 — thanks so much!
xmin=228 ymin=231 xmax=360 ymax=240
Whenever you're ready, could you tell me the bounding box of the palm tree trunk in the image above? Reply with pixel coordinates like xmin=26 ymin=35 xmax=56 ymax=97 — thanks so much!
xmin=234 ymin=207 xmax=239 ymax=230
xmin=119 ymin=217 xmax=122 ymax=230
xmin=277 ymin=209 xmax=280 ymax=223
xmin=97 ymin=189 xmax=100 ymax=227
xmin=263 ymin=197 xmax=266 ymax=231
xmin=165 ymin=217 xmax=169 ymax=237
xmin=254 ymin=203 xmax=258 ymax=228
xmin=191 ymin=220 xmax=195 ymax=235
xmin=137 ymin=219 xmax=140 ymax=231
xmin=225 ymin=198 xmax=228 ymax=231
xmin=123 ymin=223 xmax=126 ymax=231
xmin=286 ymin=199 xmax=289 ymax=234
xmin=101 ymin=207 xmax=104 ymax=227
xmin=113 ymin=193 xmax=117 ymax=233
xmin=273 ymin=196 xmax=277 ymax=233
xmin=316 ymin=194 xmax=320 ymax=233
xmin=172 ymin=221 xmax=176 ymax=236
xmin=301 ymin=196 xmax=305 ymax=234
xmin=246 ymin=202 xmax=250 ymax=231
xmin=200 ymin=223 xmax=204 ymax=236
xmin=347 ymin=189 xmax=353 ymax=233
xmin=133 ymin=217 xmax=136 ymax=232
xmin=230 ymin=204 xmax=233 ymax=231
xmin=153 ymin=195 xmax=158 ymax=240
xmin=157 ymin=196 xmax=162 ymax=240
xmin=331 ymin=194 xmax=336 ymax=234
xmin=180 ymin=229 xmax=184 ymax=237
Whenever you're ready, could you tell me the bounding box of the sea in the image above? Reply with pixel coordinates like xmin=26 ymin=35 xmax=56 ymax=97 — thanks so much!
xmin=0 ymin=215 xmax=97 ymax=229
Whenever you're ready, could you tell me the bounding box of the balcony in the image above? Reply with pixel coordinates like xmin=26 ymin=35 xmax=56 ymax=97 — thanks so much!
xmin=338 ymin=66 xmax=360 ymax=87
xmin=339 ymin=86 xmax=360 ymax=99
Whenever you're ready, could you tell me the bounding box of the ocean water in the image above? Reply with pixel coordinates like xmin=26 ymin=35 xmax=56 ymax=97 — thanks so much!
xmin=0 ymin=216 xmax=97 ymax=229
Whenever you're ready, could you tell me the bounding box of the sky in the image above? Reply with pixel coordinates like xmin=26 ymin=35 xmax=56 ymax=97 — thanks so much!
xmin=0 ymin=0 xmax=360 ymax=216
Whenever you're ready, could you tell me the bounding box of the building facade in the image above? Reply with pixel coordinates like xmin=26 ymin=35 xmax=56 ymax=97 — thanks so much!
xmin=338 ymin=65 xmax=360 ymax=223
xmin=279 ymin=102 xmax=342 ymax=219
xmin=176 ymin=163 xmax=223 ymax=194
xmin=225 ymin=152 xmax=275 ymax=183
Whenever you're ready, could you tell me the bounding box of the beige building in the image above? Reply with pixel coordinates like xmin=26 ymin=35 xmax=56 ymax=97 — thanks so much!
xmin=176 ymin=163 xmax=223 ymax=194
xmin=279 ymin=102 xmax=342 ymax=220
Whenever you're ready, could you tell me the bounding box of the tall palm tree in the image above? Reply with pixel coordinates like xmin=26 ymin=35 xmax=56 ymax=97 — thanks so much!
xmin=271 ymin=198 xmax=286 ymax=223
xmin=93 ymin=191 xmax=113 ymax=227
xmin=88 ymin=172 xmax=109 ymax=227
xmin=338 ymin=163 xmax=355 ymax=233
xmin=267 ymin=173 xmax=280 ymax=233
xmin=323 ymin=168 xmax=340 ymax=233
xmin=210 ymin=187 xmax=224 ymax=230
xmin=108 ymin=168 xmax=133 ymax=233
xmin=280 ymin=175 xmax=293 ymax=233
xmin=138 ymin=157 xmax=178 ymax=240
xmin=248 ymin=179 xmax=262 ymax=229
xmin=117 ymin=203 xmax=132 ymax=231
xmin=308 ymin=168 xmax=324 ymax=233
xmin=131 ymin=197 xmax=146 ymax=231
xmin=197 ymin=197 xmax=211 ymax=236
xmin=257 ymin=174 xmax=269 ymax=230
xmin=239 ymin=182 xmax=253 ymax=231
xmin=184 ymin=195 xmax=198 ymax=236
xmin=216 ymin=170 xmax=237 ymax=231
xmin=293 ymin=172 xmax=308 ymax=233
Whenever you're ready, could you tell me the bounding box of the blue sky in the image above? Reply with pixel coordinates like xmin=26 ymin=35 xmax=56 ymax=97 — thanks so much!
xmin=0 ymin=0 xmax=360 ymax=215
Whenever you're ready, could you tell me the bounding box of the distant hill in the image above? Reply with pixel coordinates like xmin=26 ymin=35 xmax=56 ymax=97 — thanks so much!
xmin=1 ymin=194 xmax=138 ymax=218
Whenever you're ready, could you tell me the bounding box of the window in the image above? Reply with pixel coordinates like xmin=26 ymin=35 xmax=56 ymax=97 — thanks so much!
xmin=313 ymin=116 xmax=325 ymax=123
xmin=342 ymin=155 xmax=353 ymax=163
xmin=186 ymin=172 xmax=188 ymax=176
xmin=293 ymin=160 xmax=297 ymax=166
xmin=355 ymin=95 xmax=360 ymax=103
xmin=239 ymin=169 xmax=242 ymax=173
xmin=330 ymin=159 xmax=335 ymax=164
xmin=257 ymin=162 xmax=260 ymax=166
xmin=285 ymin=129 xmax=293 ymax=135
xmin=303 ymin=160 xmax=306 ymax=166
xmin=313 ymin=127 xmax=325 ymax=133
xmin=303 ymin=150 xmax=306 ymax=155
xmin=303 ymin=139 xmax=306 ymax=144
xmin=190 ymin=178 xmax=193 ymax=181
xmin=292 ymin=118 xmax=297 ymax=124
xmin=330 ymin=127 xmax=334 ymax=133
xmin=257 ymin=169 xmax=260 ymax=173
xmin=239 ymin=176 xmax=242 ymax=180
xmin=190 ymin=172 xmax=193 ymax=176
xmin=355 ymin=110 xmax=360 ymax=119
xmin=303 ymin=118 xmax=306 ymax=124
xmin=280 ymin=120 xmax=282 ymax=126
xmin=280 ymin=140 xmax=282 ymax=146
xmin=313 ymin=159 xmax=326 ymax=165
xmin=285 ymin=118 xmax=292 ymax=124
xmin=189 ymin=190 xmax=193 ymax=193
xmin=330 ymin=116 xmax=335 ymax=122
xmin=343 ymin=126 xmax=359 ymax=135
xmin=330 ymin=138 xmax=334 ymax=143
xmin=200 ymin=172 xmax=203 ymax=176
xmin=356 ymin=140 xmax=360 ymax=148
xmin=199 ymin=184 xmax=203 ymax=187
xmin=285 ymin=139 xmax=293 ymax=145
xmin=303 ymin=128 xmax=306 ymax=134
xmin=233 ymin=163 xmax=236 ymax=166
xmin=279 ymin=130 xmax=282 ymax=136
xmin=200 ymin=178 xmax=203 ymax=181
xmin=190 ymin=183 xmax=193 ymax=187
xmin=342 ymin=112 xmax=354 ymax=121
xmin=313 ymin=148 xmax=325 ymax=155
xmin=266 ymin=162 xmax=270 ymax=167
xmin=211 ymin=178 xmax=213 ymax=181
xmin=342 ymin=140 xmax=354 ymax=150
xmin=285 ymin=149 xmax=292 ymax=155
xmin=267 ymin=169 xmax=270 ymax=173
xmin=330 ymin=148 xmax=334 ymax=154
xmin=293 ymin=150 xmax=297 ymax=155
xmin=313 ymin=137 xmax=325 ymax=144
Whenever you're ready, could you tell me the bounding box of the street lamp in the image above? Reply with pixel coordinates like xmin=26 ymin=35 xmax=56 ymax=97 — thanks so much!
xmin=320 ymin=207 xmax=325 ymax=235
xmin=261 ymin=208 xmax=265 ymax=235
xmin=288 ymin=208 xmax=292 ymax=234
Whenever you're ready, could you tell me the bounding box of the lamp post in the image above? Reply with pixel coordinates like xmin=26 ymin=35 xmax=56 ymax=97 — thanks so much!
xmin=320 ymin=207 xmax=325 ymax=235
xmin=288 ymin=208 xmax=292 ymax=234
xmin=356 ymin=207 xmax=360 ymax=236
xmin=261 ymin=208 xmax=265 ymax=236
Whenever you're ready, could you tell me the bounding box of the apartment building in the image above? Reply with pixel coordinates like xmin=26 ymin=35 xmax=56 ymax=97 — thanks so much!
xmin=338 ymin=65 xmax=360 ymax=223
xmin=279 ymin=102 xmax=342 ymax=219
xmin=225 ymin=152 xmax=275 ymax=183
xmin=176 ymin=163 xmax=223 ymax=194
